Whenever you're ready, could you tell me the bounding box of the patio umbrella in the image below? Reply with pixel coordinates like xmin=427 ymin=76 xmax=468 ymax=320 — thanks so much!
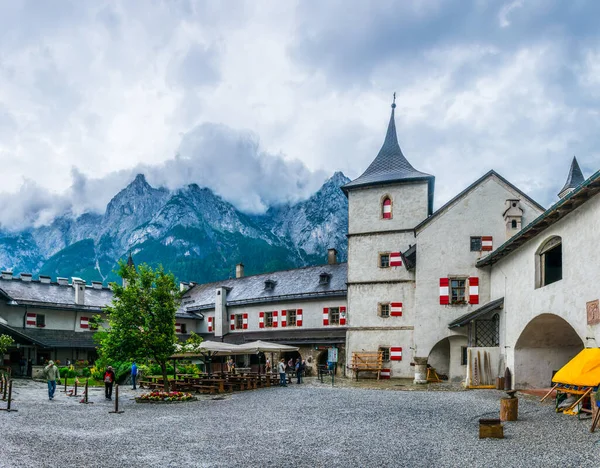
xmin=172 ymin=341 xmax=249 ymax=375
xmin=235 ymin=341 xmax=300 ymax=375
xmin=235 ymin=340 xmax=299 ymax=353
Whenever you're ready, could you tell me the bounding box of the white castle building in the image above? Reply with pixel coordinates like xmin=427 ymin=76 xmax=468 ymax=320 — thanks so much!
xmin=2 ymin=99 xmax=599 ymax=389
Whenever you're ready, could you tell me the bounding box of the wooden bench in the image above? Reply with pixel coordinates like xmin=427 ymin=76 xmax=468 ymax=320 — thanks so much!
xmin=192 ymin=384 xmax=218 ymax=395
xmin=350 ymin=352 xmax=384 ymax=380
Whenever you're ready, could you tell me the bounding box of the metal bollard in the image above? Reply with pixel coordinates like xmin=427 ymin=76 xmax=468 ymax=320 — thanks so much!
xmin=109 ymin=384 xmax=124 ymax=414
xmin=63 ymin=376 xmax=68 ymax=393
xmin=0 ymin=380 xmax=18 ymax=412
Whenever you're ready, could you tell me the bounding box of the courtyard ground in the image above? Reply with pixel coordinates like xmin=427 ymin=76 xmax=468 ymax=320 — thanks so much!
xmin=0 ymin=377 xmax=599 ymax=468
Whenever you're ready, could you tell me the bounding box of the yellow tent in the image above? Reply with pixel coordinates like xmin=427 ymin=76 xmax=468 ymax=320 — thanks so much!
xmin=552 ymin=348 xmax=600 ymax=388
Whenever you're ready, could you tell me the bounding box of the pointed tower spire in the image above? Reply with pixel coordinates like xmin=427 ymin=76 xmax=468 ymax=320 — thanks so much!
xmin=558 ymin=157 xmax=585 ymax=199
xmin=127 ymin=251 xmax=135 ymax=268
xmin=342 ymin=94 xmax=435 ymax=214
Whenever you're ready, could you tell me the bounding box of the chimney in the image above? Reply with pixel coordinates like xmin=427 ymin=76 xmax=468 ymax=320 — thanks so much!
xmin=1 ymin=271 xmax=13 ymax=280
xmin=327 ymin=248 xmax=338 ymax=265
xmin=73 ymin=278 xmax=86 ymax=305
xmin=57 ymin=277 xmax=68 ymax=286
xmin=92 ymin=281 xmax=103 ymax=290
xmin=39 ymin=275 xmax=51 ymax=284
xmin=180 ymin=282 xmax=190 ymax=292
xmin=236 ymin=263 xmax=244 ymax=279
xmin=20 ymin=273 xmax=32 ymax=282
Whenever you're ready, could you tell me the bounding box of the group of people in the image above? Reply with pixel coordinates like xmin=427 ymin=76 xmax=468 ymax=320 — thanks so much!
xmin=277 ymin=357 xmax=306 ymax=387
xmin=42 ymin=361 xmax=140 ymax=401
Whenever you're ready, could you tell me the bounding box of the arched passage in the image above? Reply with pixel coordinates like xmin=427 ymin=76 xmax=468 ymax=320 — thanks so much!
xmin=514 ymin=313 xmax=583 ymax=388
xmin=427 ymin=335 xmax=468 ymax=382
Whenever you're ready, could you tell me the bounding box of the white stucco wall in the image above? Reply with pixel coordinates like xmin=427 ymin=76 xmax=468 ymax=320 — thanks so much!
xmin=489 ymin=191 xmax=600 ymax=387
xmin=348 ymin=182 xmax=429 ymax=234
xmin=414 ymin=175 xmax=544 ymax=360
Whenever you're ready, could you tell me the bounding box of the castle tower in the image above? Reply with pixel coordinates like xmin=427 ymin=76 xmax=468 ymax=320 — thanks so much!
xmin=342 ymin=96 xmax=434 ymax=378
xmin=558 ymin=157 xmax=585 ymax=199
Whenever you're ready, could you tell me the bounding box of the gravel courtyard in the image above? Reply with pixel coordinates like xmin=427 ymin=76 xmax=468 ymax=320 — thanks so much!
xmin=1 ymin=379 xmax=599 ymax=468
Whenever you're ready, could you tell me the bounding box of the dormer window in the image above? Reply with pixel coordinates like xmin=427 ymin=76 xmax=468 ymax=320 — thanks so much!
xmin=264 ymin=279 xmax=276 ymax=291
xmin=382 ymin=196 xmax=392 ymax=219
xmin=319 ymin=273 xmax=331 ymax=285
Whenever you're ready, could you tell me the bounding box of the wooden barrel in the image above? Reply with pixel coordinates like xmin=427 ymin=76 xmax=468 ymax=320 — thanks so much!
xmin=500 ymin=397 xmax=518 ymax=421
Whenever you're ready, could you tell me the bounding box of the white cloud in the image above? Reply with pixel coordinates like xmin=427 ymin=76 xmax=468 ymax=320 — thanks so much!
xmin=0 ymin=0 xmax=600 ymax=230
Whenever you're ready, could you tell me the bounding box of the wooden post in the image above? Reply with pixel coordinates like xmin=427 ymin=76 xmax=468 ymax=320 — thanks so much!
xmin=63 ymin=376 xmax=68 ymax=393
xmin=540 ymin=383 xmax=558 ymax=402
xmin=500 ymin=397 xmax=518 ymax=421
xmin=0 ymin=380 xmax=18 ymax=412
xmin=109 ymin=384 xmax=124 ymax=414
xmin=80 ymin=379 xmax=93 ymax=404
xmin=2 ymin=375 xmax=7 ymax=401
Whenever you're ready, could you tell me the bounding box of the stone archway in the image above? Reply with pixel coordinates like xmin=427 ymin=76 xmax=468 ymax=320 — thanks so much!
xmin=427 ymin=335 xmax=468 ymax=382
xmin=514 ymin=313 xmax=583 ymax=388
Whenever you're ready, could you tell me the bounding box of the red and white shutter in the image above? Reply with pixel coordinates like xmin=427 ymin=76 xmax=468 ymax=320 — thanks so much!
xmin=175 ymin=323 xmax=182 ymax=334
xmin=273 ymin=311 xmax=278 ymax=328
xmin=80 ymin=316 xmax=89 ymax=329
xmin=207 ymin=316 xmax=213 ymax=333
xmin=380 ymin=369 xmax=391 ymax=379
xmin=482 ymin=236 xmax=493 ymax=251
xmin=281 ymin=310 xmax=287 ymax=327
xmin=230 ymin=315 xmax=235 ymax=331
xmin=390 ymin=302 xmax=403 ymax=317
xmin=383 ymin=198 xmax=392 ymax=219
xmin=439 ymin=278 xmax=449 ymax=305
xmin=390 ymin=252 xmax=402 ymax=267
xmin=340 ymin=306 xmax=347 ymax=325
xmin=296 ymin=309 xmax=303 ymax=327
xmin=26 ymin=312 xmax=36 ymax=327
xmin=469 ymin=277 xmax=479 ymax=304
xmin=323 ymin=308 xmax=329 ymax=326
xmin=243 ymin=313 xmax=248 ymax=330
xmin=390 ymin=347 xmax=403 ymax=361
xmin=259 ymin=312 xmax=265 ymax=329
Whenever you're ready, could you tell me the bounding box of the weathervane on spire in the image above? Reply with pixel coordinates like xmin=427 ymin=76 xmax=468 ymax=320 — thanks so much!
xmin=392 ymin=92 xmax=396 ymax=109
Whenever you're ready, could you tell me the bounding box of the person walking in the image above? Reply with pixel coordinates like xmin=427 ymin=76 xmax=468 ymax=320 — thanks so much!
xmin=265 ymin=357 xmax=271 ymax=374
xmin=131 ymin=361 xmax=138 ymax=390
xmin=44 ymin=360 xmax=61 ymax=400
xmin=104 ymin=366 xmax=116 ymax=400
xmin=295 ymin=358 xmax=302 ymax=384
xmin=278 ymin=358 xmax=287 ymax=387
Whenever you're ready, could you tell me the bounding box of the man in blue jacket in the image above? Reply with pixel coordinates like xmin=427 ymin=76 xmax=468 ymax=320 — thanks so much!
xmin=131 ymin=362 xmax=138 ymax=390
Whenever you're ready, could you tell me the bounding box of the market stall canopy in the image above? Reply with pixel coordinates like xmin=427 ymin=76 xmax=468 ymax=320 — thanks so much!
xmin=235 ymin=340 xmax=299 ymax=353
xmin=171 ymin=341 xmax=249 ymax=358
xmin=552 ymin=348 xmax=600 ymax=387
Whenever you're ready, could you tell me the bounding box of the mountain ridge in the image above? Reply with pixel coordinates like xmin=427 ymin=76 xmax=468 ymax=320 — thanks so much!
xmin=0 ymin=172 xmax=350 ymax=284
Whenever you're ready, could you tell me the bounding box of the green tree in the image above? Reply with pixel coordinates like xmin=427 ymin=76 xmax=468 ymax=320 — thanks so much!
xmin=96 ymin=261 xmax=180 ymax=391
xmin=0 ymin=335 xmax=15 ymax=357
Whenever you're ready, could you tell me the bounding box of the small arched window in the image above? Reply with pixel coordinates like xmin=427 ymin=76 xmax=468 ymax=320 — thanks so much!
xmin=382 ymin=197 xmax=392 ymax=219
xmin=535 ymin=236 xmax=562 ymax=288
xmin=511 ymin=219 xmax=517 ymax=229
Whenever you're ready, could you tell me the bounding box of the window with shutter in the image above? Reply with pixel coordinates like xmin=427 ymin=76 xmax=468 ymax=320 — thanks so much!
xmin=382 ymin=197 xmax=392 ymax=219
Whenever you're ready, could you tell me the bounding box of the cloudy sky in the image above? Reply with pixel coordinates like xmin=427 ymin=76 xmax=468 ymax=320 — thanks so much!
xmin=0 ymin=0 xmax=599 ymax=229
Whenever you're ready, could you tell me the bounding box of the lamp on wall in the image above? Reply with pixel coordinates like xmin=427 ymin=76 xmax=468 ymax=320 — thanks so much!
xmin=585 ymin=337 xmax=597 ymax=348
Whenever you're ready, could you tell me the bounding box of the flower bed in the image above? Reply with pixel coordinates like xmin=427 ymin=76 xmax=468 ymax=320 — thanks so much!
xmin=135 ymin=391 xmax=197 ymax=403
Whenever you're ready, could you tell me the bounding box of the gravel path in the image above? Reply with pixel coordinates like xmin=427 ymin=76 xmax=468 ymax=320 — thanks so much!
xmin=1 ymin=379 xmax=599 ymax=467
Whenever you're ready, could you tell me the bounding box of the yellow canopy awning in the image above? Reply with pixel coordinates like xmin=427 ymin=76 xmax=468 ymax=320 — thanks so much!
xmin=552 ymin=348 xmax=600 ymax=387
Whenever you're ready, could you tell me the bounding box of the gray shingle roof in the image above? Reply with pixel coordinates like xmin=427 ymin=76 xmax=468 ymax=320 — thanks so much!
xmin=342 ymin=103 xmax=435 ymax=213
xmin=0 ymin=277 xmax=200 ymax=319
xmin=559 ymin=157 xmax=585 ymax=197
xmin=181 ymin=263 xmax=347 ymax=311
xmin=0 ymin=278 xmax=113 ymax=311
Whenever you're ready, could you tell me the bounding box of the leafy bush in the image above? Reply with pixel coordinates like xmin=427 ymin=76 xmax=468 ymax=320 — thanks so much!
xmin=59 ymin=367 xmax=77 ymax=378
xmin=81 ymin=367 xmax=92 ymax=378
